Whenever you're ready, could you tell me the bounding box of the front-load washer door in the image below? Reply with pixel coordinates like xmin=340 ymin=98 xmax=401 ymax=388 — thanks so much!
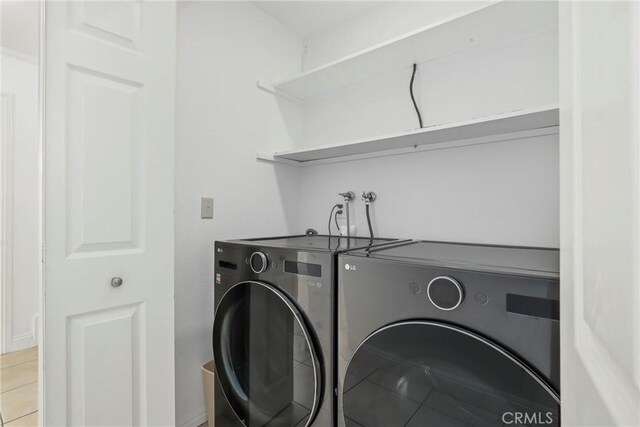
xmin=213 ymin=281 xmax=323 ymax=427
xmin=341 ymin=321 xmax=559 ymax=427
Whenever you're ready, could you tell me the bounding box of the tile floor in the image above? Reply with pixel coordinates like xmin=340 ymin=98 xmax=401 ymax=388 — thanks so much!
xmin=0 ymin=347 xmax=38 ymax=426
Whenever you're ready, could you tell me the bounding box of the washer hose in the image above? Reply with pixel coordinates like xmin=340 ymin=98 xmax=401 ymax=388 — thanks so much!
xmin=365 ymin=203 xmax=374 ymax=240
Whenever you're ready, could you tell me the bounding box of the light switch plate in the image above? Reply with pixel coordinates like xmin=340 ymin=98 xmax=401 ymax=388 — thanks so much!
xmin=201 ymin=197 xmax=214 ymax=219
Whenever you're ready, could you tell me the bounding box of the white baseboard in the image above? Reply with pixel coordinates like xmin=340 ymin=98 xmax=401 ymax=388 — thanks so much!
xmin=11 ymin=332 xmax=36 ymax=352
xmin=31 ymin=313 xmax=39 ymax=343
xmin=177 ymin=412 xmax=207 ymax=427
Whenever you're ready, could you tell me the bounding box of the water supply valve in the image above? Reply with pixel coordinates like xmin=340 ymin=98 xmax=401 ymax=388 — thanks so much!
xmin=362 ymin=191 xmax=377 ymax=204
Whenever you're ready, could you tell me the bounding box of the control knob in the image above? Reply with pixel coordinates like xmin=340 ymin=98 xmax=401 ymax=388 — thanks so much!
xmin=249 ymin=252 xmax=269 ymax=273
xmin=427 ymin=276 xmax=464 ymax=311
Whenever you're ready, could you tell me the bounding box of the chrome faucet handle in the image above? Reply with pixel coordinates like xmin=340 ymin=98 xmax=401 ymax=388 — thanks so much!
xmin=362 ymin=191 xmax=377 ymax=203
xmin=338 ymin=191 xmax=355 ymax=202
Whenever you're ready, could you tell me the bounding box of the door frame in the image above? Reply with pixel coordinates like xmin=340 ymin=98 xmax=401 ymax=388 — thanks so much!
xmin=38 ymin=0 xmax=46 ymax=423
xmin=1 ymin=46 xmax=41 ymax=355
xmin=0 ymin=90 xmax=15 ymax=355
xmin=2 ymin=0 xmax=47 ymax=422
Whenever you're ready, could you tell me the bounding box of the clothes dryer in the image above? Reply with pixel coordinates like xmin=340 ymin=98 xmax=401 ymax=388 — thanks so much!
xmin=338 ymin=240 xmax=560 ymax=427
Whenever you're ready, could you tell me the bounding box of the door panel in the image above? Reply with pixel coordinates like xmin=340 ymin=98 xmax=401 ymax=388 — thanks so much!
xmin=66 ymin=65 xmax=144 ymax=256
xmin=213 ymin=281 xmax=323 ymax=427
xmin=68 ymin=1 xmax=142 ymax=51
xmin=44 ymin=1 xmax=175 ymax=425
xmin=342 ymin=321 xmax=559 ymax=427
xmin=67 ymin=303 xmax=143 ymax=426
xmin=560 ymin=1 xmax=640 ymax=425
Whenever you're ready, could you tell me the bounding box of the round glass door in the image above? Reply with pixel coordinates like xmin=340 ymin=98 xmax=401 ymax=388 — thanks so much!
xmin=342 ymin=321 xmax=559 ymax=427
xmin=213 ymin=281 xmax=323 ymax=427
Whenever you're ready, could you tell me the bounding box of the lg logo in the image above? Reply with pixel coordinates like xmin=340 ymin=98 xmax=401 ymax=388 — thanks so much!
xmin=344 ymin=264 xmax=356 ymax=271
xmin=502 ymin=412 xmax=554 ymax=425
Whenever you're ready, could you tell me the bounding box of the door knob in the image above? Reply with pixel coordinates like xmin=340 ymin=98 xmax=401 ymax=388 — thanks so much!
xmin=111 ymin=277 xmax=123 ymax=288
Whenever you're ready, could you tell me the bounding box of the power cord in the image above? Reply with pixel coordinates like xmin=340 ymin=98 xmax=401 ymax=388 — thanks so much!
xmin=410 ymin=63 xmax=423 ymax=128
xmin=333 ymin=208 xmax=344 ymax=250
xmin=327 ymin=204 xmax=343 ymax=239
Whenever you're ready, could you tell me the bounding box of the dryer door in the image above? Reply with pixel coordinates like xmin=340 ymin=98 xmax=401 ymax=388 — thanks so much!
xmin=213 ymin=281 xmax=323 ymax=427
xmin=342 ymin=321 xmax=559 ymax=427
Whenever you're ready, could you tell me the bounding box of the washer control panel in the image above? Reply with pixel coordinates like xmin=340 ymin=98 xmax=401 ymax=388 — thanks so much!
xmin=427 ymin=276 xmax=464 ymax=311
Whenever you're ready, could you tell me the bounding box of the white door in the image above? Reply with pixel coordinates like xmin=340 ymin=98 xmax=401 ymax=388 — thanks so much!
xmin=560 ymin=1 xmax=640 ymax=425
xmin=43 ymin=1 xmax=175 ymax=425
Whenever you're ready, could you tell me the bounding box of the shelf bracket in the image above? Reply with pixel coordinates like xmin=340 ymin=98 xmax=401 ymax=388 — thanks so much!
xmin=256 ymin=81 xmax=303 ymax=105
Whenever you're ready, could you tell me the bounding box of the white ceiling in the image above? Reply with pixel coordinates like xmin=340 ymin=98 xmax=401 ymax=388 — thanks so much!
xmin=251 ymin=1 xmax=381 ymax=39
xmin=1 ymin=1 xmax=40 ymax=57
xmin=0 ymin=1 xmax=380 ymax=55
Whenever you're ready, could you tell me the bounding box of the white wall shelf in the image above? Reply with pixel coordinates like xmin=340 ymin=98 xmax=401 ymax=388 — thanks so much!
xmin=258 ymin=105 xmax=559 ymax=165
xmin=264 ymin=1 xmax=557 ymax=100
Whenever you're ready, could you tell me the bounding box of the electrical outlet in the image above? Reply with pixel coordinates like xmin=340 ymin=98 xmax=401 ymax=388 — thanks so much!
xmin=201 ymin=197 xmax=214 ymax=219
xmin=339 ymin=225 xmax=357 ymax=236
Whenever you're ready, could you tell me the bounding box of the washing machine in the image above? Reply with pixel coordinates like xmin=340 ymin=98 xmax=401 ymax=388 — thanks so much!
xmin=337 ymin=240 xmax=560 ymax=427
xmin=213 ymin=235 xmax=404 ymax=427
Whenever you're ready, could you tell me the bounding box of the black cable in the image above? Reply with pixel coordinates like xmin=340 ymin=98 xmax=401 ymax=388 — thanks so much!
xmin=334 ymin=209 xmax=343 ymax=250
xmin=410 ymin=63 xmax=423 ymax=128
xmin=365 ymin=203 xmax=374 ymax=240
xmin=328 ymin=205 xmax=338 ymax=238
xmin=327 ymin=204 xmax=342 ymax=240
